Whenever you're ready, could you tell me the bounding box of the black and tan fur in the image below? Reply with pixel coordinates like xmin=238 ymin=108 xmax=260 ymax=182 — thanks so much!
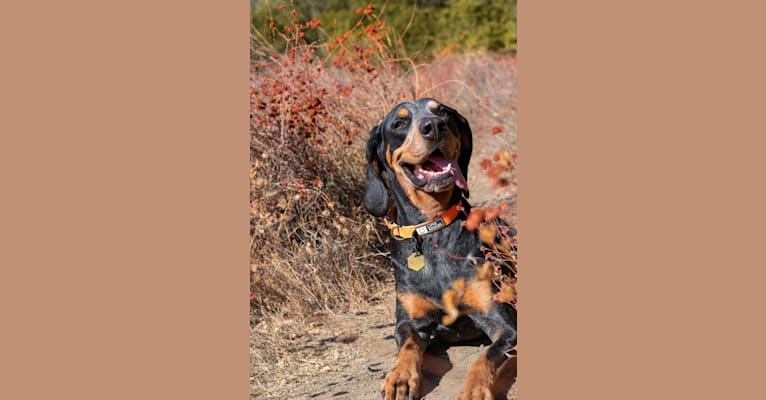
xmin=365 ymin=98 xmax=517 ymax=400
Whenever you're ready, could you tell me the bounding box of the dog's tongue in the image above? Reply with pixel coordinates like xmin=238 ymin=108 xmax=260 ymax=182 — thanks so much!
xmin=452 ymin=164 xmax=467 ymax=190
xmin=421 ymin=154 xmax=449 ymax=171
xmin=422 ymin=153 xmax=467 ymax=190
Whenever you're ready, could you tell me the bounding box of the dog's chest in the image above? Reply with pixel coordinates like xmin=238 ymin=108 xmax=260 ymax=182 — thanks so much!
xmin=391 ymin=236 xmax=480 ymax=299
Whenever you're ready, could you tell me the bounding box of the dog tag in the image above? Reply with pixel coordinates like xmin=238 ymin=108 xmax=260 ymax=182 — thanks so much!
xmin=407 ymin=252 xmax=425 ymax=271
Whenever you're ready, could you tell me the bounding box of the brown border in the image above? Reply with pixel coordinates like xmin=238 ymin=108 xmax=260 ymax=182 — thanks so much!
xmin=0 ymin=1 xmax=249 ymax=399
xmin=521 ymin=1 xmax=766 ymax=398
xmin=3 ymin=1 xmax=766 ymax=399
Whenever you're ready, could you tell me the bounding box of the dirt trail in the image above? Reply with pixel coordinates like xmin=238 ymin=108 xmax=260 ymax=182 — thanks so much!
xmin=286 ymin=294 xmax=517 ymax=400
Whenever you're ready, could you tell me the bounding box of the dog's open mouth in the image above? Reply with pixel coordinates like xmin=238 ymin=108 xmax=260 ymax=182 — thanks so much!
xmin=400 ymin=149 xmax=467 ymax=191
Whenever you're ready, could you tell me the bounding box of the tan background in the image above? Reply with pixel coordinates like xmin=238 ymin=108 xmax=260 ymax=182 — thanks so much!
xmin=0 ymin=0 xmax=250 ymax=399
xmin=1 ymin=0 xmax=765 ymax=399
xmin=521 ymin=0 xmax=766 ymax=398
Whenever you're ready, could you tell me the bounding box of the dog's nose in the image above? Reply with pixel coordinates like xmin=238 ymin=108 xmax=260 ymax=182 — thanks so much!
xmin=419 ymin=117 xmax=444 ymax=140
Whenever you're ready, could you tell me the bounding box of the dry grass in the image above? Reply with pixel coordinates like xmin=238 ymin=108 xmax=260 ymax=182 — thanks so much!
xmin=250 ymin=2 xmax=407 ymax=321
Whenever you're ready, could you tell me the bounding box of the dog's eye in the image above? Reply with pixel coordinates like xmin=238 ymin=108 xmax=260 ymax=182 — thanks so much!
xmin=392 ymin=120 xmax=405 ymax=129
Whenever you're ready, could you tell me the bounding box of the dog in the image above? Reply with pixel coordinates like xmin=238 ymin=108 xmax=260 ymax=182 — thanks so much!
xmin=364 ymin=98 xmax=517 ymax=400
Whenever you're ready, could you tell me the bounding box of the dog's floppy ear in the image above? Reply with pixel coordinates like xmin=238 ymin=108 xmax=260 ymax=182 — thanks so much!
xmin=364 ymin=124 xmax=389 ymax=217
xmin=452 ymin=110 xmax=473 ymax=198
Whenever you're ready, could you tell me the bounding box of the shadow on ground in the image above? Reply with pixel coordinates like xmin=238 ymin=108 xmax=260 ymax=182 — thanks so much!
xmin=419 ymin=339 xmax=517 ymax=400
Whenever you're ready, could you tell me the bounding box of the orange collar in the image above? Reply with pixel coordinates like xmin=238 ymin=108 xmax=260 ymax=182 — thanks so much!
xmin=383 ymin=202 xmax=463 ymax=239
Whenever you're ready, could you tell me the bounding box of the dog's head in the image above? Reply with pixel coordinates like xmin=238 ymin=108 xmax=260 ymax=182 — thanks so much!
xmin=364 ymin=98 xmax=473 ymax=218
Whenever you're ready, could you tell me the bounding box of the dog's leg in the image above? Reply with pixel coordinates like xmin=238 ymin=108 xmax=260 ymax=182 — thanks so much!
xmin=381 ymin=302 xmax=434 ymax=400
xmin=457 ymin=310 xmax=517 ymax=400
xmin=381 ymin=326 xmax=427 ymax=400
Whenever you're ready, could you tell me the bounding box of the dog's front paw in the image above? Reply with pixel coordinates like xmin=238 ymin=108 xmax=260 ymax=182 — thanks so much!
xmin=456 ymin=359 xmax=494 ymax=400
xmin=380 ymin=359 xmax=421 ymax=400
